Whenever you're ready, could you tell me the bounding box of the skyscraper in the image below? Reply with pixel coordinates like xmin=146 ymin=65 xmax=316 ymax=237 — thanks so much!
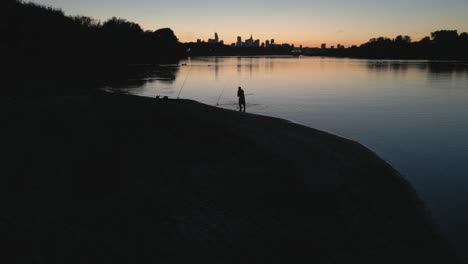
xmin=245 ymin=34 xmax=254 ymax=47
xmin=321 ymin=43 xmax=327 ymax=49
xmin=208 ymin=32 xmax=221 ymax=44
xmin=236 ymin=36 xmax=242 ymax=47
xmin=254 ymin=39 xmax=260 ymax=47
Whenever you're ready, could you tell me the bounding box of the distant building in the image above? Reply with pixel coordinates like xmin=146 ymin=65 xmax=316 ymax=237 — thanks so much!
xmin=303 ymin=47 xmax=323 ymax=55
xmin=197 ymin=39 xmax=202 ymax=43
xmin=330 ymin=46 xmax=335 ymax=49
xmin=208 ymin=32 xmax=222 ymax=44
xmin=265 ymin=40 xmax=270 ymax=47
xmin=245 ymin=34 xmax=254 ymax=47
xmin=254 ymin=39 xmax=260 ymax=47
xmin=321 ymin=43 xmax=326 ymax=49
xmin=242 ymin=34 xmax=261 ymax=47
xmin=271 ymin=39 xmax=275 ymax=45
xmin=292 ymin=48 xmax=302 ymax=55
xmin=236 ymin=36 xmax=242 ymax=47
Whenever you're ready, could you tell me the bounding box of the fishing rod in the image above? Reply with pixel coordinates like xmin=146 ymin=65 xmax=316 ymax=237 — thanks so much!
xmin=177 ymin=65 xmax=192 ymax=99
xmin=216 ymin=85 xmax=227 ymax=106
xmin=216 ymin=77 xmax=233 ymax=106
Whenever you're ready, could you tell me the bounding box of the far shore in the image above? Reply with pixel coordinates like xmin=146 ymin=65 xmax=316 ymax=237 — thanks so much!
xmin=1 ymin=91 xmax=460 ymax=263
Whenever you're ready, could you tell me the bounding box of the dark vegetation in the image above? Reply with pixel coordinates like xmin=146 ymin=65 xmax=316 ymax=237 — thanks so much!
xmin=324 ymin=31 xmax=468 ymax=60
xmin=0 ymin=92 xmax=460 ymax=263
xmin=1 ymin=0 xmax=186 ymax=93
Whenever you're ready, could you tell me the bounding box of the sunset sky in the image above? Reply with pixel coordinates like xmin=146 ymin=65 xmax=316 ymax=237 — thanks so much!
xmin=30 ymin=0 xmax=468 ymax=47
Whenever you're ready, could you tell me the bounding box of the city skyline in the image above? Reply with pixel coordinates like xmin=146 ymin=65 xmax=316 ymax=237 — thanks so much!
xmin=29 ymin=0 xmax=468 ymax=47
xmin=196 ymin=32 xmax=285 ymax=48
xmin=195 ymin=32 xmax=351 ymax=49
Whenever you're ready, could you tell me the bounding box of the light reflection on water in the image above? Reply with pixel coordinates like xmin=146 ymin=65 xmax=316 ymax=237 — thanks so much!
xmin=110 ymin=57 xmax=468 ymax=256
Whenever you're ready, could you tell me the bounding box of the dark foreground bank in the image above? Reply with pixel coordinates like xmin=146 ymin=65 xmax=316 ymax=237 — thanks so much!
xmin=0 ymin=92 xmax=460 ymax=263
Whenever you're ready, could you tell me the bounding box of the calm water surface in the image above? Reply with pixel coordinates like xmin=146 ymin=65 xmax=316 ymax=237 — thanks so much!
xmin=111 ymin=57 xmax=468 ymax=255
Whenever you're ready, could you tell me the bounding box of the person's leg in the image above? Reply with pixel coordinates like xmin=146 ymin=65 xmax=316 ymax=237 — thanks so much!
xmin=239 ymin=100 xmax=242 ymax=111
xmin=242 ymin=102 xmax=246 ymax=112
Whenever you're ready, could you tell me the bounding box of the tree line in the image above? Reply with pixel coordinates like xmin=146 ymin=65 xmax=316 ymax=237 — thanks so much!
xmin=326 ymin=30 xmax=468 ymax=60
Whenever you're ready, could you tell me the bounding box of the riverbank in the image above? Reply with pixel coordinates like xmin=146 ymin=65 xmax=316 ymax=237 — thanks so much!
xmin=0 ymin=92 xmax=460 ymax=263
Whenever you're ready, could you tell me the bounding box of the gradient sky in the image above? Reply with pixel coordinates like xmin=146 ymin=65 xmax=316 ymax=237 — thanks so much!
xmin=30 ymin=0 xmax=468 ymax=47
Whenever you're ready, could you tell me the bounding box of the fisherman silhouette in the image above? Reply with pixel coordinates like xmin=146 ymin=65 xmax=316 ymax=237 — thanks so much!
xmin=237 ymin=87 xmax=246 ymax=112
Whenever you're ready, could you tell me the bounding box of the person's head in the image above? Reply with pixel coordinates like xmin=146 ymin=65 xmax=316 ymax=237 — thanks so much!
xmin=238 ymin=86 xmax=242 ymax=90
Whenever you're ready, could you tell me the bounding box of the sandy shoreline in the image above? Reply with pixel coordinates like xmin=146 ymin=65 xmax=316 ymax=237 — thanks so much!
xmin=1 ymin=92 xmax=460 ymax=263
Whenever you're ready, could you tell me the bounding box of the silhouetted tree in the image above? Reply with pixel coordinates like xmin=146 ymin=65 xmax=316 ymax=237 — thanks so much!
xmin=429 ymin=30 xmax=460 ymax=58
xmin=460 ymin=32 xmax=468 ymax=41
xmin=146 ymin=28 xmax=185 ymax=62
xmin=153 ymin=28 xmax=179 ymax=43
xmin=3 ymin=0 xmax=186 ymax=89
xmin=72 ymin=16 xmax=100 ymax=28
xmin=431 ymin=30 xmax=459 ymax=45
xmin=419 ymin=36 xmax=431 ymax=43
xmin=102 ymin=17 xmax=143 ymax=36
xmin=394 ymin=35 xmax=411 ymax=46
xmin=457 ymin=32 xmax=468 ymax=58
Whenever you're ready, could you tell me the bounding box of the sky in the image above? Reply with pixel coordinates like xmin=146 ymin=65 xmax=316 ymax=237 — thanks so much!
xmin=29 ymin=0 xmax=468 ymax=47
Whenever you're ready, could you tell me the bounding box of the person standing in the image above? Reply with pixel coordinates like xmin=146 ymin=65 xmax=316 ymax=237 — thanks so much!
xmin=237 ymin=86 xmax=246 ymax=112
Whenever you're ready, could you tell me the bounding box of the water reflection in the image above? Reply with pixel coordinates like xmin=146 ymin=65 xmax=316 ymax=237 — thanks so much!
xmin=214 ymin=57 xmax=220 ymax=80
xmin=111 ymin=58 xmax=468 ymax=97
xmin=366 ymin=60 xmax=468 ymax=82
xmin=105 ymin=65 xmax=180 ymax=90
